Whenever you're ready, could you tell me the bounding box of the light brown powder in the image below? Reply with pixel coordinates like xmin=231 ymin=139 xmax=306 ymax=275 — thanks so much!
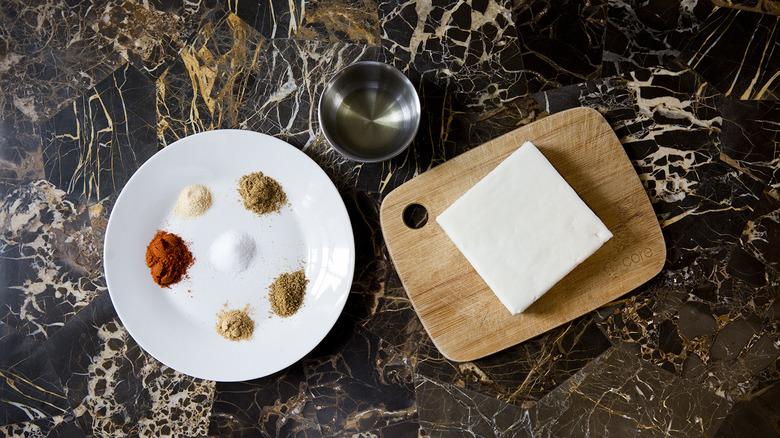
xmin=237 ymin=172 xmax=287 ymax=215
xmin=268 ymin=269 xmax=308 ymax=317
xmin=215 ymin=307 xmax=254 ymax=341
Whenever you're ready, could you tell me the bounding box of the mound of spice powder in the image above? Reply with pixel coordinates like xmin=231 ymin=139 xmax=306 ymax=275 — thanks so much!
xmin=216 ymin=307 xmax=254 ymax=341
xmin=268 ymin=269 xmax=308 ymax=317
xmin=145 ymin=231 xmax=194 ymax=287
xmin=173 ymin=184 xmax=212 ymax=218
xmin=237 ymin=171 xmax=287 ymax=215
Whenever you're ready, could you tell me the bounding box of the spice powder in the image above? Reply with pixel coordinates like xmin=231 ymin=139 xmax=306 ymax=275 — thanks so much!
xmin=216 ymin=307 xmax=255 ymax=341
xmin=145 ymin=231 xmax=194 ymax=287
xmin=173 ymin=184 xmax=212 ymax=218
xmin=237 ymin=172 xmax=287 ymax=215
xmin=268 ymin=269 xmax=308 ymax=317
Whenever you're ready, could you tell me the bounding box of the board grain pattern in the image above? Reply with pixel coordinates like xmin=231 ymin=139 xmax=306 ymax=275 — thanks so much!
xmin=380 ymin=107 xmax=665 ymax=362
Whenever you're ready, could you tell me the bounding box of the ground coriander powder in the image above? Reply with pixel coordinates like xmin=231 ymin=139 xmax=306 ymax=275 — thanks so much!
xmin=237 ymin=172 xmax=287 ymax=215
xmin=268 ymin=269 xmax=308 ymax=317
xmin=215 ymin=306 xmax=254 ymax=341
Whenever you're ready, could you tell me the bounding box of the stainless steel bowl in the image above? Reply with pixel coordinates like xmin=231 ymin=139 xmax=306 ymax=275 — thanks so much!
xmin=318 ymin=61 xmax=421 ymax=162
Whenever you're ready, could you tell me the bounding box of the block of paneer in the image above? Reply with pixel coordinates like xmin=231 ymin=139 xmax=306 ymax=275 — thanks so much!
xmin=436 ymin=141 xmax=613 ymax=314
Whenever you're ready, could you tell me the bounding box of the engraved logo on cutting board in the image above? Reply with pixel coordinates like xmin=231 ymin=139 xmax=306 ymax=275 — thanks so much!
xmin=605 ymin=247 xmax=654 ymax=278
xmin=622 ymin=248 xmax=654 ymax=266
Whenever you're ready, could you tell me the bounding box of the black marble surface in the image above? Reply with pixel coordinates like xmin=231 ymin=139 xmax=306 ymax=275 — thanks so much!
xmin=1 ymin=0 xmax=779 ymax=436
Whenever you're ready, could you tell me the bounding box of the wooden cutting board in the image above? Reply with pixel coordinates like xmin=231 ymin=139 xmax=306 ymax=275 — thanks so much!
xmin=380 ymin=107 xmax=665 ymax=362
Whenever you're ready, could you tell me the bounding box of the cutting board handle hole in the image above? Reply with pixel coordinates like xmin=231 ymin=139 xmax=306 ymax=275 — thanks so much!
xmin=403 ymin=203 xmax=428 ymax=229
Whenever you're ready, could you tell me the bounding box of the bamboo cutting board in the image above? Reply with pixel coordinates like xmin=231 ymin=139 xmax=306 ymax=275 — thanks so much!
xmin=380 ymin=107 xmax=665 ymax=362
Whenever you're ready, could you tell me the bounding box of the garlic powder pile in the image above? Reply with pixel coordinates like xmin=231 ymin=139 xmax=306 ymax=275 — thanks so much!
xmin=173 ymin=184 xmax=212 ymax=218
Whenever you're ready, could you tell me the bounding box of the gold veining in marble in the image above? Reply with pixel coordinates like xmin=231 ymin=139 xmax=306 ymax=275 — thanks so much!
xmin=297 ymin=0 xmax=381 ymax=45
xmin=683 ymin=10 xmax=779 ymax=100
xmin=713 ymin=0 xmax=780 ymax=15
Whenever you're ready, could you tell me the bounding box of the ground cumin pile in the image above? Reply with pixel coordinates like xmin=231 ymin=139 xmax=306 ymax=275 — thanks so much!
xmin=237 ymin=172 xmax=287 ymax=215
xmin=268 ymin=269 xmax=308 ymax=317
xmin=216 ymin=306 xmax=254 ymax=341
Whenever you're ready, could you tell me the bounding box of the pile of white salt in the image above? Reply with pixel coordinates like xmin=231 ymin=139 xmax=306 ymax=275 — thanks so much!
xmin=210 ymin=230 xmax=256 ymax=273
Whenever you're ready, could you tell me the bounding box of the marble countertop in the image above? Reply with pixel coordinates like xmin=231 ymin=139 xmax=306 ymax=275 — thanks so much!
xmin=1 ymin=0 xmax=778 ymax=436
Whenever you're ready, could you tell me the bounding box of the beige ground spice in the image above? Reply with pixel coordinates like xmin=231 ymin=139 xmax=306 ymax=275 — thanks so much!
xmin=215 ymin=307 xmax=254 ymax=341
xmin=237 ymin=172 xmax=287 ymax=215
xmin=173 ymin=184 xmax=212 ymax=217
xmin=268 ymin=269 xmax=308 ymax=317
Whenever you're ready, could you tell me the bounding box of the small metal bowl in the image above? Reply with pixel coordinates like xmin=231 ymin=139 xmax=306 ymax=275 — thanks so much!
xmin=319 ymin=61 xmax=421 ymax=162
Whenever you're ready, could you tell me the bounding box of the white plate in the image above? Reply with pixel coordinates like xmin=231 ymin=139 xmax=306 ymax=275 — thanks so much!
xmin=104 ymin=130 xmax=355 ymax=381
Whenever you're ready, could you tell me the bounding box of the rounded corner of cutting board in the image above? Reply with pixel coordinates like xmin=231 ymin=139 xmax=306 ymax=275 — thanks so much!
xmin=439 ymin=351 xmax=476 ymax=363
xmin=556 ymin=106 xmax=608 ymax=124
xmin=379 ymin=186 xmax=406 ymax=228
xmin=574 ymin=106 xmax=604 ymax=118
xmin=378 ymin=192 xmax=395 ymax=223
xmin=430 ymin=337 xmax=483 ymax=363
xmin=431 ymin=343 xmax=467 ymax=362
xmin=379 ymin=178 xmax=422 ymax=224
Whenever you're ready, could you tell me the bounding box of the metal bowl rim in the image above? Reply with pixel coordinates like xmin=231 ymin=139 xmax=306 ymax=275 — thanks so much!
xmin=318 ymin=61 xmax=421 ymax=163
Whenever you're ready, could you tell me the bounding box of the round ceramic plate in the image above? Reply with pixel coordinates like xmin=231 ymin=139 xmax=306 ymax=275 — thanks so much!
xmin=104 ymin=130 xmax=355 ymax=381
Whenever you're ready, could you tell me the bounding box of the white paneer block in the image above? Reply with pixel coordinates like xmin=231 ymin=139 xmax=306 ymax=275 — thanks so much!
xmin=436 ymin=141 xmax=612 ymax=315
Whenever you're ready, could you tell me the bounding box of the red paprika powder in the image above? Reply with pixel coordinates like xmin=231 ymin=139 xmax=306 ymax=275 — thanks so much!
xmin=145 ymin=231 xmax=194 ymax=287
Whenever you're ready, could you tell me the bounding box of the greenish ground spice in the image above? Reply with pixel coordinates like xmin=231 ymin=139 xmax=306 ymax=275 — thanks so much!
xmin=237 ymin=172 xmax=287 ymax=215
xmin=268 ymin=269 xmax=308 ymax=317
